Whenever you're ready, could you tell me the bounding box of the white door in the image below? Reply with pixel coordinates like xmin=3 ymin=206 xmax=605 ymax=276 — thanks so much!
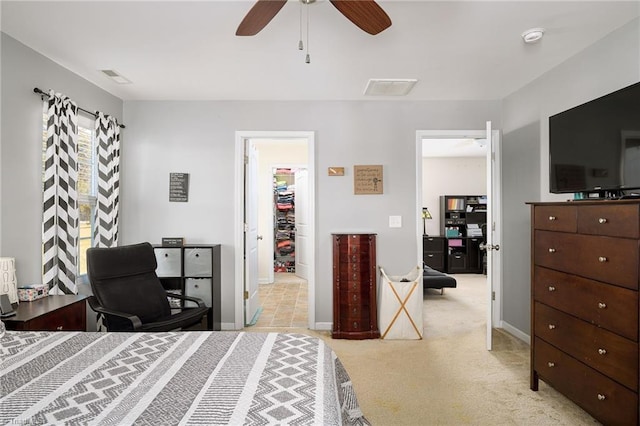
xmin=244 ymin=141 xmax=260 ymax=325
xmin=294 ymin=169 xmax=309 ymax=279
xmin=484 ymin=121 xmax=501 ymax=351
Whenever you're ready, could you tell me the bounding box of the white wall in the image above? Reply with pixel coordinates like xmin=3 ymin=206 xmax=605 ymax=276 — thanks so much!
xmin=500 ymin=17 xmax=640 ymax=334
xmin=422 ymin=157 xmax=486 ymax=236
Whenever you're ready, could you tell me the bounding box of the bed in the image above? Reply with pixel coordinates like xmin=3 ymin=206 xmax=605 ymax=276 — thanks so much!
xmin=0 ymin=330 xmax=369 ymax=425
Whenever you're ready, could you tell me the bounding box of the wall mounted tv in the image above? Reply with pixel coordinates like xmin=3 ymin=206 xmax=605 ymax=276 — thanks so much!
xmin=549 ymin=81 xmax=640 ymax=198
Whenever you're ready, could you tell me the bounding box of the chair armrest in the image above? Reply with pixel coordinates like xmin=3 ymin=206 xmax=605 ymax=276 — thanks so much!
xmin=166 ymin=293 xmax=207 ymax=308
xmin=87 ymin=296 xmax=143 ymax=330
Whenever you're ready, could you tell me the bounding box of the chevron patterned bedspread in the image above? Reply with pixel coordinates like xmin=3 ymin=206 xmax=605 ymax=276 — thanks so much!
xmin=0 ymin=331 xmax=369 ymax=425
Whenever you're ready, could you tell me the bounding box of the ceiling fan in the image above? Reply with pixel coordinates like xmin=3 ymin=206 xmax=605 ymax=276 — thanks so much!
xmin=236 ymin=0 xmax=392 ymax=36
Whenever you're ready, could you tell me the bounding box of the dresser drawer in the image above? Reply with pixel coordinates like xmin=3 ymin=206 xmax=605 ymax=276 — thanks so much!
xmin=535 ymin=302 xmax=638 ymax=390
xmin=578 ymin=204 xmax=640 ymax=238
xmin=534 ymin=230 xmax=639 ymax=290
xmin=339 ymin=289 xmax=372 ymax=306
xmin=424 ymin=253 xmax=445 ymax=270
xmin=534 ymin=266 xmax=638 ymax=340
xmin=534 ymin=205 xmax=577 ymax=232
xmin=184 ymin=247 xmax=212 ymax=277
xmin=534 ymin=338 xmax=638 ymax=426
xmin=423 ymin=236 xmax=445 ymax=251
xmin=339 ymin=302 xmax=370 ymax=321
xmin=154 ymin=248 xmax=182 ymax=277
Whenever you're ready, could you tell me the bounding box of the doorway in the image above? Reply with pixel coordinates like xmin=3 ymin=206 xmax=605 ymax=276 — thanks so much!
xmin=416 ymin=128 xmax=502 ymax=349
xmin=234 ymin=131 xmax=316 ymax=330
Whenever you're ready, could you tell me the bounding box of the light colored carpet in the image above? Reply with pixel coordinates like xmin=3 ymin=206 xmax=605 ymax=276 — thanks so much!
xmin=248 ymin=273 xmax=600 ymax=425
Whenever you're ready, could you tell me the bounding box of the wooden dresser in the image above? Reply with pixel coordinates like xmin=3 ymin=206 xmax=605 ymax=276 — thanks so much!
xmin=332 ymin=233 xmax=380 ymax=339
xmin=530 ymin=201 xmax=639 ymax=425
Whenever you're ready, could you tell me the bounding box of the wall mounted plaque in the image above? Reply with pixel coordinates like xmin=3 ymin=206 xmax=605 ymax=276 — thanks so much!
xmin=354 ymin=165 xmax=383 ymax=194
xmin=169 ymin=172 xmax=189 ymax=202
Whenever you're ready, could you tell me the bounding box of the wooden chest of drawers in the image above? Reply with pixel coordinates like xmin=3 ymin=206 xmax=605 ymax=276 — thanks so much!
xmin=530 ymin=201 xmax=640 ymax=425
xmin=332 ymin=233 xmax=380 ymax=339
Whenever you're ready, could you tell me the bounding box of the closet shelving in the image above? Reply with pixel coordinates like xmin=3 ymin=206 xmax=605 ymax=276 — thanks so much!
xmin=273 ymin=168 xmax=295 ymax=273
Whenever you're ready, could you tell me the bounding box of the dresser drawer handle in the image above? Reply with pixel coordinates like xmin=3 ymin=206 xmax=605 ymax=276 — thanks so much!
xmin=547 ymin=362 xmax=555 ymax=367
xmin=597 ymin=394 xmax=606 ymax=401
xmin=548 ymin=216 xmax=557 ymax=221
xmin=548 ymin=324 xmax=556 ymax=330
xmin=353 ymin=321 xmax=359 ymax=329
xmin=598 ymin=348 xmax=607 ymax=355
xmin=598 ymin=218 xmax=608 ymax=224
xmin=598 ymin=302 xmax=607 ymax=309
xmin=598 ymin=256 xmax=608 ymax=263
xmin=427 ymin=254 xmax=434 ymax=258
xmin=352 ymin=282 xmax=357 ymax=290
xmin=548 ymin=286 xmax=556 ymax=292
xmin=353 ymin=307 xmax=357 ymax=314
xmin=548 ymin=248 xmax=556 ymax=253
xmin=56 ymin=326 xmax=63 ymax=330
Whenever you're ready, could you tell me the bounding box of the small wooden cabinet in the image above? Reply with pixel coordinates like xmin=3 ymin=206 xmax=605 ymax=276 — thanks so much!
xmin=3 ymin=294 xmax=87 ymax=331
xmin=530 ymin=201 xmax=640 ymax=425
xmin=332 ymin=233 xmax=380 ymax=339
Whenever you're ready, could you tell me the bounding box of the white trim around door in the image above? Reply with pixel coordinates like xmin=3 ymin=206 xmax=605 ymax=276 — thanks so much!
xmin=234 ymin=131 xmax=316 ymax=331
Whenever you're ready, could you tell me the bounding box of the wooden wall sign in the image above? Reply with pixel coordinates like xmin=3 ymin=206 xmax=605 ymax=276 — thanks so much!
xmin=354 ymin=165 xmax=383 ymax=194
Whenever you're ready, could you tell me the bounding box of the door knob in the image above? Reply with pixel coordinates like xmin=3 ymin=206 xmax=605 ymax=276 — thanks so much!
xmin=257 ymin=235 xmax=263 ymax=240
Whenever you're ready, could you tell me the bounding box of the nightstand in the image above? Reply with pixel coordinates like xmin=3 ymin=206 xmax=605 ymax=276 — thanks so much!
xmin=3 ymin=294 xmax=87 ymax=331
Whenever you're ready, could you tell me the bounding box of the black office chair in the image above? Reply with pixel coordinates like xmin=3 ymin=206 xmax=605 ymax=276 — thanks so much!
xmin=86 ymin=242 xmax=209 ymax=332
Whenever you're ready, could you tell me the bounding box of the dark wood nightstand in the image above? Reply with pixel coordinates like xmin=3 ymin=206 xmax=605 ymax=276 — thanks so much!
xmin=3 ymin=294 xmax=87 ymax=331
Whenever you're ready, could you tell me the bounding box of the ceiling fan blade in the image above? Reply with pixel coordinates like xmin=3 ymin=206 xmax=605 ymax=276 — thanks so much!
xmin=329 ymin=0 xmax=392 ymax=35
xmin=236 ymin=0 xmax=288 ymax=36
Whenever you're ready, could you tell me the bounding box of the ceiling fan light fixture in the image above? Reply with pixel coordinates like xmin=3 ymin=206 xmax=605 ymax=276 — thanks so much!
xmin=364 ymin=79 xmax=418 ymax=96
xmin=521 ymin=27 xmax=545 ymax=44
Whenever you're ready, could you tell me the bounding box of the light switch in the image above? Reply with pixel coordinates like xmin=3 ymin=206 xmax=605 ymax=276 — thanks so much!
xmin=389 ymin=215 xmax=402 ymax=228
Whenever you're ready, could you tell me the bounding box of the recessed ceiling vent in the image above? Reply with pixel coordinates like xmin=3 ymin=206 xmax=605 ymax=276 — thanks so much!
xmin=364 ymin=78 xmax=418 ymax=96
xmin=100 ymin=69 xmax=132 ymax=84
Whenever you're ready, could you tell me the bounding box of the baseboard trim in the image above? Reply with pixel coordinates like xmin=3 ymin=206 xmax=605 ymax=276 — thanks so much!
xmin=221 ymin=322 xmax=238 ymax=331
xmin=500 ymin=321 xmax=530 ymax=344
xmin=314 ymin=322 xmax=332 ymax=331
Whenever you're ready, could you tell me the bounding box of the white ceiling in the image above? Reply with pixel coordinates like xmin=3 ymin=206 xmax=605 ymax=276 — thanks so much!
xmin=1 ymin=0 xmax=638 ymax=102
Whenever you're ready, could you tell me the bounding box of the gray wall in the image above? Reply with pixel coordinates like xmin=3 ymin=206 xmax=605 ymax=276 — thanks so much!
xmin=0 ymin=33 xmax=123 ymax=286
xmin=500 ymin=17 xmax=640 ymax=335
xmin=121 ymin=101 xmax=501 ymax=326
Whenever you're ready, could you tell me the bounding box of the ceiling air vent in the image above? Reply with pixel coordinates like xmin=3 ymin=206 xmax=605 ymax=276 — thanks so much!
xmin=100 ymin=69 xmax=132 ymax=84
xmin=364 ymin=79 xmax=418 ymax=96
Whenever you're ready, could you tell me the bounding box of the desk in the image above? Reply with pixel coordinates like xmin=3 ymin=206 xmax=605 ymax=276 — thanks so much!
xmin=3 ymin=294 xmax=87 ymax=331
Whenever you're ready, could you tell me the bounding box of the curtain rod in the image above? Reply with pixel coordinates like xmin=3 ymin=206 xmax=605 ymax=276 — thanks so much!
xmin=33 ymin=87 xmax=126 ymax=129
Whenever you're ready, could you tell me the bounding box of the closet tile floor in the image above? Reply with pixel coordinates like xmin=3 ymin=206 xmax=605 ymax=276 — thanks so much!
xmin=255 ymin=273 xmax=308 ymax=328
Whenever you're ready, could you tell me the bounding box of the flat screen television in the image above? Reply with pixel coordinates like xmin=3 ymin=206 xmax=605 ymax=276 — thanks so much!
xmin=549 ymin=81 xmax=640 ymax=197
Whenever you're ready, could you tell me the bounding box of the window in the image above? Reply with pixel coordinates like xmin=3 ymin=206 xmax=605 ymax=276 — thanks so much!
xmin=42 ymin=113 xmax=97 ymax=278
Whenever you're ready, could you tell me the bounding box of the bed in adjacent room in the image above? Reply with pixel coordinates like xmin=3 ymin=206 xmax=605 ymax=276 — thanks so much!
xmin=0 ymin=330 xmax=369 ymax=425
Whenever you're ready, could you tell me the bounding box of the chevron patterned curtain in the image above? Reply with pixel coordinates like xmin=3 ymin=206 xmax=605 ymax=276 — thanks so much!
xmin=93 ymin=113 xmax=121 ymax=248
xmin=42 ymin=90 xmax=79 ymax=295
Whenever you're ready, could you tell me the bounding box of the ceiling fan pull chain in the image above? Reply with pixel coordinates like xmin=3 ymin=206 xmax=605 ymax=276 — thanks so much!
xmin=298 ymin=2 xmax=304 ymax=50
xmin=305 ymin=3 xmax=311 ymax=64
